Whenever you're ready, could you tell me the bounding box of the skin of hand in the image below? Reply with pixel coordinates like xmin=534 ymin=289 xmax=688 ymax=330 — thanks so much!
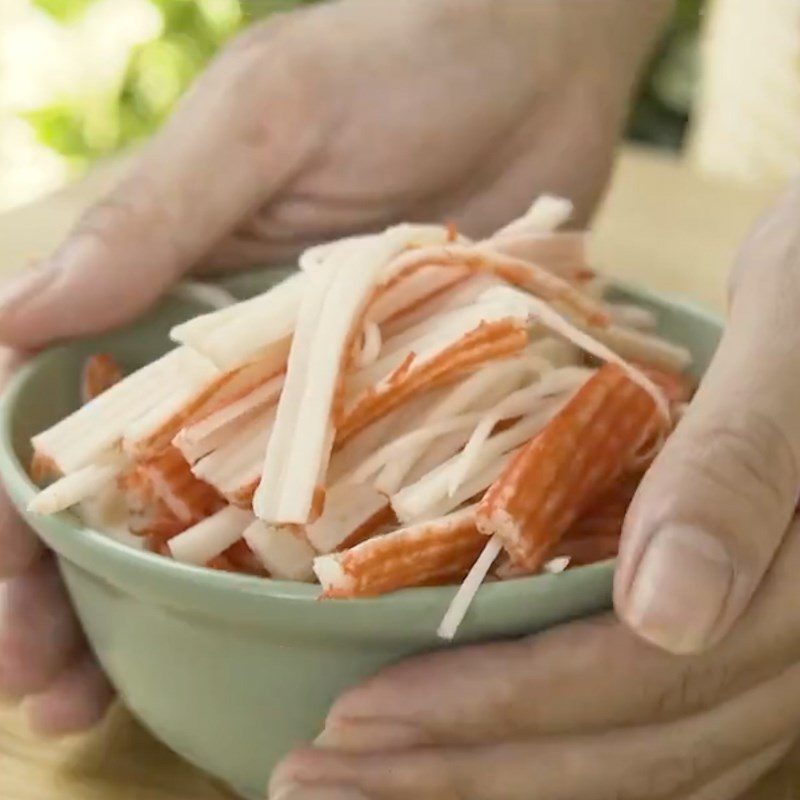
xmin=267 ymin=183 xmax=800 ymax=800
xmin=0 ymin=0 xmax=665 ymax=736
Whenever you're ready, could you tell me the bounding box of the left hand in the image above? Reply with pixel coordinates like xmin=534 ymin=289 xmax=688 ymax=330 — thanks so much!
xmin=269 ymin=185 xmax=800 ymax=799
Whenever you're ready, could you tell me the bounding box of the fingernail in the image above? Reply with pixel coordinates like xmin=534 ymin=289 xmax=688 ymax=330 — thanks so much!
xmin=624 ymin=525 xmax=732 ymax=654
xmin=271 ymin=784 xmax=370 ymax=800
xmin=0 ymin=267 xmax=55 ymax=314
xmin=316 ymin=720 xmax=425 ymax=750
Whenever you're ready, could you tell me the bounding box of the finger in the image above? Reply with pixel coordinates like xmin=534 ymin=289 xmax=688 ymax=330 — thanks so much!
xmin=23 ymin=654 xmax=114 ymax=737
xmin=0 ymin=21 xmax=322 ymax=349
xmin=321 ymin=524 xmax=800 ymax=752
xmin=616 ymin=182 xmax=800 ymax=654
xmin=0 ymin=485 xmax=43 ymax=578
xmin=680 ymin=739 xmax=794 ymax=800
xmin=270 ymin=661 xmax=800 ymax=800
xmin=0 ymin=349 xmax=42 ymax=577
xmin=0 ymin=558 xmax=86 ymax=699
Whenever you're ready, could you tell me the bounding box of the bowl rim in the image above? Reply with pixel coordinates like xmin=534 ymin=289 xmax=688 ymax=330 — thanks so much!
xmin=0 ymin=280 xmax=723 ymax=632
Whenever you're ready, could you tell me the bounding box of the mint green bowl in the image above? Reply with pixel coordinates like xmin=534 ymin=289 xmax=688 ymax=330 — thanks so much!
xmin=0 ymin=269 xmax=722 ymax=799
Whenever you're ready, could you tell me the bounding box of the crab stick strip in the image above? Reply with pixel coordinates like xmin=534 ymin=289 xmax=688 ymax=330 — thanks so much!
xmin=486 ymin=232 xmax=591 ymax=284
xmin=490 ymin=195 xmax=574 ymax=239
xmin=33 ymin=346 xmax=217 ymax=473
xmin=172 ymin=372 xmax=284 ymax=464
xmin=81 ymin=354 xmax=123 ymax=404
xmin=356 ymin=321 xmax=383 ymax=368
xmin=327 ymin=391 xmax=444 ymax=484
xmin=255 ymin=235 xmax=425 ymax=524
xmin=169 ymin=280 xmax=236 ymax=311
xmin=640 ymin=366 xmax=696 ymax=405
xmin=191 ymin=407 xmax=275 ymax=506
xmin=437 ymin=535 xmax=503 ymax=640
xmin=373 ymin=360 xmax=527 ymax=495
xmin=476 ymin=364 xmax=663 ymax=570
xmin=447 ymin=366 xmax=594 ymax=496
xmin=380 ymin=274 xmax=502 ymax=339
xmin=383 ymin=243 xmax=608 ymax=327
xmin=366 ymin=265 xmax=469 ymax=329
xmin=605 ymin=303 xmax=658 ymax=331
xmin=339 ymin=315 xmax=529 ymax=444
xmin=135 ymin=446 xmax=225 ymax=525
xmin=168 ymin=505 xmax=254 ymax=566
xmin=391 ymin=397 xmax=567 ymax=525
xmin=243 ymin=520 xmax=316 ymax=580
xmin=314 ymin=506 xmax=485 ymax=598
xmin=586 ymin=323 xmax=693 ymax=374
xmin=123 ymin=349 xmax=285 ymax=460
xmin=170 ymin=271 xmax=306 ymax=368
xmin=28 ymin=456 xmax=126 ymax=515
xmin=481 ymin=285 xmax=670 ymax=419
xmin=305 ymin=483 xmax=392 ymax=553
xmin=300 ymin=224 xmax=452 ymax=274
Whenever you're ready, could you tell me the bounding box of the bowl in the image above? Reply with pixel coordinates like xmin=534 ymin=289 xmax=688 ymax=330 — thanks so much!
xmin=0 ymin=269 xmax=722 ymax=799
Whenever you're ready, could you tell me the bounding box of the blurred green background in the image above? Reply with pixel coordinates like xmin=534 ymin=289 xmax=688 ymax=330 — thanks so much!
xmin=25 ymin=0 xmax=703 ymax=166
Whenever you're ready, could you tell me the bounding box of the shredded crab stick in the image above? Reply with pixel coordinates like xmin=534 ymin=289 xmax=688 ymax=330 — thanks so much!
xmin=168 ymin=505 xmax=254 ymax=566
xmin=28 ymin=195 xmax=699 ymax=615
xmin=313 ymin=506 xmax=485 ymax=598
xmin=438 ymin=535 xmax=504 ymax=640
xmin=476 ymin=364 xmax=664 ymax=570
xmin=339 ymin=313 xmax=530 ymax=443
xmin=123 ymin=349 xmax=286 ymax=460
xmin=380 ymin=273 xmax=503 ymax=339
xmin=382 ymin=243 xmax=609 ymax=327
xmin=192 ymin=407 xmax=275 ymax=506
xmin=170 ymin=270 xmax=306 ymax=368
xmin=81 ymin=354 xmax=123 ymax=404
xmin=172 ymin=371 xmax=284 ymax=464
xmin=366 ymin=265 xmax=470 ymax=331
xmin=33 ymin=346 xmax=217 ymax=474
xmin=490 ymin=195 xmax=574 ymax=240
xmin=446 ymin=366 xmax=594 ymax=497
xmin=584 ymin=323 xmax=692 ymax=374
xmin=481 ymin=285 xmax=670 ymax=420
xmin=255 ymin=234 xmax=403 ymax=524
xmin=170 ymin=280 xmax=237 ymax=311
xmin=606 ymin=303 xmax=658 ymax=331
xmin=391 ymin=391 xmax=574 ymax=525
xmin=373 ymin=357 xmax=534 ymax=495
xmin=28 ymin=455 xmax=126 ymax=515
xmin=134 ymin=446 xmax=224 ymax=525
xmin=243 ymin=520 xmax=315 ymax=580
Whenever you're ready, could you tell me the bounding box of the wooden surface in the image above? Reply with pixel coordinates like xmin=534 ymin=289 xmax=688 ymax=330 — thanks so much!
xmin=0 ymin=146 xmax=794 ymax=799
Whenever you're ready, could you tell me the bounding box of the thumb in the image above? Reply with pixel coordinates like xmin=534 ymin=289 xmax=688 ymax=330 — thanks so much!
xmin=0 ymin=25 xmax=317 ymax=350
xmin=615 ymin=182 xmax=800 ymax=654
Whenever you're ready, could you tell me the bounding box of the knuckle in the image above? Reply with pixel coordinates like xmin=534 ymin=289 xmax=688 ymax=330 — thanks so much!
xmin=648 ymin=657 xmax=744 ymax=721
xmin=73 ymin=179 xmax=157 ymax=246
xmin=611 ymin=751 xmax=714 ymax=800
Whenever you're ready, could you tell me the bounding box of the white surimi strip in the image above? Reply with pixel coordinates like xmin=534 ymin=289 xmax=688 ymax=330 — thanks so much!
xmin=437 ymin=535 xmax=503 ymax=640
xmin=243 ymin=520 xmax=316 ymax=581
xmin=33 ymin=347 xmax=217 ymax=473
xmin=28 ymin=457 xmax=126 ymax=515
xmin=168 ymin=506 xmax=254 ymax=565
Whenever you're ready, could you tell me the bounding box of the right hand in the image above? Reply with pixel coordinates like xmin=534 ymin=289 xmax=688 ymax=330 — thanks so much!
xmin=0 ymin=0 xmax=669 ymax=735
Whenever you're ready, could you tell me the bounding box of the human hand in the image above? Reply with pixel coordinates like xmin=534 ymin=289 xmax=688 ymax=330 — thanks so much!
xmin=270 ymin=526 xmax=800 ymax=800
xmin=267 ymin=183 xmax=800 ymax=798
xmin=0 ymin=0 xmax=668 ymax=736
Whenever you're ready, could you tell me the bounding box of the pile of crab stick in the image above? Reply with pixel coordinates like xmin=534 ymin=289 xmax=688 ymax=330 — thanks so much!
xmin=28 ymin=196 xmax=694 ymax=638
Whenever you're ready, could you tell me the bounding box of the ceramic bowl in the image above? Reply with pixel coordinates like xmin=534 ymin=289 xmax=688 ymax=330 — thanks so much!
xmin=0 ymin=269 xmax=722 ymax=799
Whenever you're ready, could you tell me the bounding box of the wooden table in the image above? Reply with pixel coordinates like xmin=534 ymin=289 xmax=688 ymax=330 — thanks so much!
xmin=0 ymin=146 xmax=794 ymax=799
